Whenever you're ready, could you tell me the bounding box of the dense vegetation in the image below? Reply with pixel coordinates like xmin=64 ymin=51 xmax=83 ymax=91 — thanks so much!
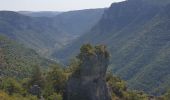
xmin=0 ymin=9 xmax=104 ymax=57
xmin=0 ymin=0 xmax=170 ymax=99
xmin=0 ymin=35 xmax=53 ymax=78
xmin=54 ymin=0 xmax=170 ymax=95
xmin=1 ymin=64 xmax=170 ymax=100
xmin=0 ymin=44 xmax=170 ymax=100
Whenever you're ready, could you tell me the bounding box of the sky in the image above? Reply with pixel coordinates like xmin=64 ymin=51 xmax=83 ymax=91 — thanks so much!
xmin=0 ymin=0 xmax=125 ymax=11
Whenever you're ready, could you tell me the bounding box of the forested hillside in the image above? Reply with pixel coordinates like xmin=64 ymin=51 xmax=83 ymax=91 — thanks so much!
xmin=54 ymin=0 xmax=170 ymax=95
xmin=0 ymin=11 xmax=65 ymax=57
xmin=1 ymin=44 xmax=170 ymax=100
xmin=0 ymin=0 xmax=170 ymax=98
xmin=0 ymin=35 xmax=52 ymax=78
xmin=0 ymin=9 xmax=104 ymax=57
xmin=52 ymin=9 xmax=105 ymax=36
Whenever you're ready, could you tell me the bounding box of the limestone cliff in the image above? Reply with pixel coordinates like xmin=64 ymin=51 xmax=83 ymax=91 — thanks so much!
xmin=64 ymin=44 xmax=111 ymax=100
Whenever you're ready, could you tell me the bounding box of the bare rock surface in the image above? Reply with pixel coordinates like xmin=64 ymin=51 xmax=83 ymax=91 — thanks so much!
xmin=64 ymin=44 xmax=111 ymax=100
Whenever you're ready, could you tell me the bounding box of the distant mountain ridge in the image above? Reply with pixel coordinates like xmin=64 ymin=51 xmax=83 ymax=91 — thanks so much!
xmin=0 ymin=9 xmax=104 ymax=58
xmin=53 ymin=0 xmax=170 ymax=95
xmin=18 ymin=11 xmax=62 ymax=17
xmin=52 ymin=9 xmax=105 ymax=36
xmin=0 ymin=11 xmax=65 ymax=57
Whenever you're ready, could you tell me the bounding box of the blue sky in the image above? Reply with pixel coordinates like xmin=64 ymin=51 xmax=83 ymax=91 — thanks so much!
xmin=0 ymin=0 xmax=125 ymax=11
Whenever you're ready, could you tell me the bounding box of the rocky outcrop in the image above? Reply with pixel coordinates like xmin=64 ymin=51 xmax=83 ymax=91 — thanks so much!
xmin=64 ymin=44 xmax=111 ymax=100
xmin=29 ymin=85 xmax=41 ymax=98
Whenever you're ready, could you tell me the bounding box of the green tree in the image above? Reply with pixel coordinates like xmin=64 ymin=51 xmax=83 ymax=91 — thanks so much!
xmin=46 ymin=64 xmax=67 ymax=93
xmin=29 ymin=66 xmax=45 ymax=88
xmin=0 ymin=77 xmax=22 ymax=95
xmin=163 ymin=89 xmax=170 ymax=100
xmin=43 ymin=64 xmax=67 ymax=99
xmin=28 ymin=66 xmax=45 ymax=98
xmin=106 ymin=72 xmax=127 ymax=98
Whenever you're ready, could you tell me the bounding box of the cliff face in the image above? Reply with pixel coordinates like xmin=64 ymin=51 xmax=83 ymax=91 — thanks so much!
xmin=57 ymin=0 xmax=170 ymax=95
xmin=64 ymin=44 xmax=111 ymax=100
